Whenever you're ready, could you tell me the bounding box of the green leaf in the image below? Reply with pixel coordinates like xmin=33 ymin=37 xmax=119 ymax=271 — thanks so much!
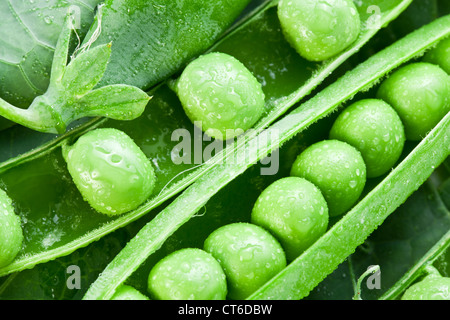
xmin=73 ymin=84 xmax=150 ymax=120
xmin=61 ymin=44 xmax=112 ymax=98
xmin=0 ymin=0 xmax=101 ymax=130
xmin=87 ymin=0 xmax=255 ymax=90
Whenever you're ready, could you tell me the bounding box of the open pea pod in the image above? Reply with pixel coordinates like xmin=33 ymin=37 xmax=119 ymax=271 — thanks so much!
xmin=0 ymin=0 xmax=413 ymax=280
xmin=81 ymin=13 xmax=450 ymax=299
xmin=305 ymin=172 xmax=450 ymax=300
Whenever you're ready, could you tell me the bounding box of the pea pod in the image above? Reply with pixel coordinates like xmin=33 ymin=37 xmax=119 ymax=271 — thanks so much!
xmin=0 ymin=0 xmax=414 ymax=280
xmin=81 ymin=13 xmax=450 ymax=300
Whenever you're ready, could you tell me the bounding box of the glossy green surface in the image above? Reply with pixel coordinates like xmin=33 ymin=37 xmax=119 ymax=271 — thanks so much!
xmin=174 ymin=52 xmax=265 ymax=140
xmin=90 ymin=0 xmax=252 ymax=90
xmin=111 ymin=284 xmax=149 ymax=300
xmin=329 ymin=99 xmax=406 ymax=178
xmin=290 ymin=140 xmax=366 ymax=217
xmin=0 ymin=189 xmax=23 ymax=268
xmin=147 ymin=248 xmax=227 ymax=300
xmin=1 ymin=0 xmax=449 ymax=302
xmin=424 ymin=37 xmax=450 ymax=73
xmin=204 ymin=222 xmax=286 ymax=300
xmin=63 ymin=128 xmax=156 ymax=216
xmin=251 ymin=177 xmax=328 ymax=261
xmin=0 ymin=0 xmax=100 ymax=111
xmin=402 ymin=275 xmax=450 ymax=300
xmin=0 ymin=0 xmax=415 ymax=280
xmin=277 ymin=0 xmax=361 ymax=61
xmin=377 ymin=62 xmax=450 ymax=141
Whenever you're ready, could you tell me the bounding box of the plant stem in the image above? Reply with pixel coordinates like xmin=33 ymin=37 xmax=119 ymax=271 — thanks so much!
xmin=352 ymin=265 xmax=380 ymax=300
xmin=0 ymin=98 xmax=38 ymax=130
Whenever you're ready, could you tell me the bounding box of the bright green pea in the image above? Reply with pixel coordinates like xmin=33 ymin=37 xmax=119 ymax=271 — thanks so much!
xmin=377 ymin=62 xmax=450 ymax=141
xmin=203 ymin=222 xmax=286 ymax=300
xmin=0 ymin=188 xmax=23 ymax=268
xmin=290 ymin=140 xmax=366 ymax=217
xmin=329 ymin=99 xmax=406 ymax=178
xmin=148 ymin=248 xmax=227 ymax=300
xmin=402 ymin=275 xmax=450 ymax=300
xmin=251 ymin=177 xmax=328 ymax=261
xmin=111 ymin=285 xmax=150 ymax=300
xmin=423 ymin=37 xmax=450 ymax=74
xmin=174 ymin=52 xmax=265 ymax=140
xmin=63 ymin=128 xmax=156 ymax=216
xmin=277 ymin=0 xmax=361 ymax=61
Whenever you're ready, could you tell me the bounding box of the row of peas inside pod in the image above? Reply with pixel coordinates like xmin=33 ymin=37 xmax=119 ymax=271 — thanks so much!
xmin=142 ymin=38 xmax=450 ymax=300
xmin=85 ymin=0 xmax=368 ymax=300
xmin=2 ymin=0 xmax=449 ymax=300
xmin=0 ymin=0 xmax=364 ymax=268
xmin=119 ymin=0 xmax=367 ymax=300
xmin=54 ymin=0 xmax=368 ymax=220
xmin=58 ymin=0 xmax=450 ymax=301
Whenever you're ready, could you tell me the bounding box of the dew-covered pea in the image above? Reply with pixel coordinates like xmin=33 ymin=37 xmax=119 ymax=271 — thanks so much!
xmin=329 ymin=99 xmax=405 ymax=178
xmin=290 ymin=140 xmax=366 ymax=217
xmin=277 ymin=0 xmax=361 ymax=61
xmin=0 ymin=188 xmax=23 ymax=268
xmin=173 ymin=52 xmax=265 ymax=140
xmin=203 ymin=222 xmax=286 ymax=300
xmin=423 ymin=37 xmax=450 ymax=74
xmin=251 ymin=177 xmax=328 ymax=261
xmin=63 ymin=128 xmax=156 ymax=216
xmin=111 ymin=285 xmax=150 ymax=300
xmin=377 ymin=62 xmax=450 ymax=141
xmin=402 ymin=275 xmax=450 ymax=300
xmin=147 ymin=248 xmax=227 ymax=300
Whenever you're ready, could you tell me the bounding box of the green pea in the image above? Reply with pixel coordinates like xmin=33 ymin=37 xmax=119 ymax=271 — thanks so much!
xmin=277 ymin=0 xmax=361 ymax=61
xmin=402 ymin=275 xmax=450 ymax=300
xmin=173 ymin=52 xmax=265 ymax=140
xmin=329 ymin=99 xmax=406 ymax=178
xmin=148 ymin=248 xmax=227 ymax=300
xmin=111 ymin=285 xmax=150 ymax=300
xmin=251 ymin=177 xmax=328 ymax=261
xmin=377 ymin=62 xmax=450 ymax=141
xmin=290 ymin=140 xmax=366 ymax=217
xmin=204 ymin=222 xmax=286 ymax=300
xmin=0 ymin=189 xmax=23 ymax=268
xmin=423 ymin=37 xmax=450 ymax=74
xmin=63 ymin=128 xmax=156 ymax=216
